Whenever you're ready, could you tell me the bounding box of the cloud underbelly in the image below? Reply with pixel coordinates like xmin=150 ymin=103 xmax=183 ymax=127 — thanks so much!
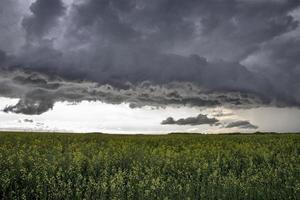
xmin=0 ymin=0 xmax=300 ymax=114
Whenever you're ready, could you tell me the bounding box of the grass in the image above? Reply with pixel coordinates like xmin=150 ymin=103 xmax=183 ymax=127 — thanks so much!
xmin=0 ymin=132 xmax=299 ymax=199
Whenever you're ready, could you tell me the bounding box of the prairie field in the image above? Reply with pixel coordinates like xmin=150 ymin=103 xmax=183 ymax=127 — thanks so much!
xmin=0 ymin=132 xmax=299 ymax=199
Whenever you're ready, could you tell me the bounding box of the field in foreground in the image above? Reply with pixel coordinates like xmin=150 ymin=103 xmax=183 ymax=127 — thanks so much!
xmin=0 ymin=132 xmax=299 ymax=199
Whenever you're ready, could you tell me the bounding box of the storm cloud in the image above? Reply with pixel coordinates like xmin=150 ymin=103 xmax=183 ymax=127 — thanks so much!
xmin=1 ymin=68 xmax=267 ymax=114
xmin=161 ymin=114 xmax=219 ymax=126
xmin=22 ymin=0 xmax=66 ymax=41
xmin=226 ymin=120 xmax=258 ymax=129
xmin=0 ymin=0 xmax=300 ymax=114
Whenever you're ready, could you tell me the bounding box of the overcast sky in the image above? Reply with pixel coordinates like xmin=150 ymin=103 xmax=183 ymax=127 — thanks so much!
xmin=0 ymin=0 xmax=300 ymax=133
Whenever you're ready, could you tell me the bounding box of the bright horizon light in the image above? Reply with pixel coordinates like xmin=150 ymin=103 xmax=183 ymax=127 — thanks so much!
xmin=0 ymin=97 xmax=300 ymax=134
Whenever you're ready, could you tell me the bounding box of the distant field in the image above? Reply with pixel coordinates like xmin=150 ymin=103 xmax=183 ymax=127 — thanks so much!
xmin=0 ymin=132 xmax=299 ymax=199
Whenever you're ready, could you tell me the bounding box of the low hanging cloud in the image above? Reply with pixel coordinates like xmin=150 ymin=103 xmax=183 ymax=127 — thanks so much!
xmin=0 ymin=0 xmax=300 ymax=115
xmin=225 ymin=120 xmax=258 ymax=129
xmin=1 ymin=68 xmax=267 ymax=115
xmin=23 ymin=119 xmax=34 ymax=123
xmin=161 ymin=114 xmax=219 ymax=126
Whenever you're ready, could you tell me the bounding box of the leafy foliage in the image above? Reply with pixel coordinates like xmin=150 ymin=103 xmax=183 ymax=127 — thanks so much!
xmin=0 ymin=132 xmax=299 ymax=199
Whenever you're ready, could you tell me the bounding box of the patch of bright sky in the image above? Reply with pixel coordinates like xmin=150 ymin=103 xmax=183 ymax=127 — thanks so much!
xmin=0 ymin=97 xmax=300 ymax=134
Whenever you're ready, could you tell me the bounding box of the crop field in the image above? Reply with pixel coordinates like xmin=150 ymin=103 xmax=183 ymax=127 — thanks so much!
xmin=0 ymin=132 xmax=299 ymax=199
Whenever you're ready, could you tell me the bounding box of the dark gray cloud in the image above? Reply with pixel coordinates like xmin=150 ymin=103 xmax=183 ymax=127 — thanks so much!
xmin=243 ymin=37 xmax=300 ymax=105
xmin=3 ymin=89 xmax=56 ymax=115
xmin=226 ymin=120 xmax=258 ymax=129
xmin=1 ymin=68 xmax=268 ymax=115
xmin=0 ymin=0 xmax=300 ymax=114
xmin=22 ymin=0 xmax=66 ymax=41
xmin=0 ymin=50 xmax=6 ymax=64
xmin=0 ymin=0 xmax=28 ymax=54
xmin=161 ymin=114 xmax=219 ymax=126
xmin=24 ymin=119 xmax=34 ymax=123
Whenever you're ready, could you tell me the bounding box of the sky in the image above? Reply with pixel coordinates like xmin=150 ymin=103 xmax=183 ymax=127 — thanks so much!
xmin=0 ymin=0 xmax=300 ymax=133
